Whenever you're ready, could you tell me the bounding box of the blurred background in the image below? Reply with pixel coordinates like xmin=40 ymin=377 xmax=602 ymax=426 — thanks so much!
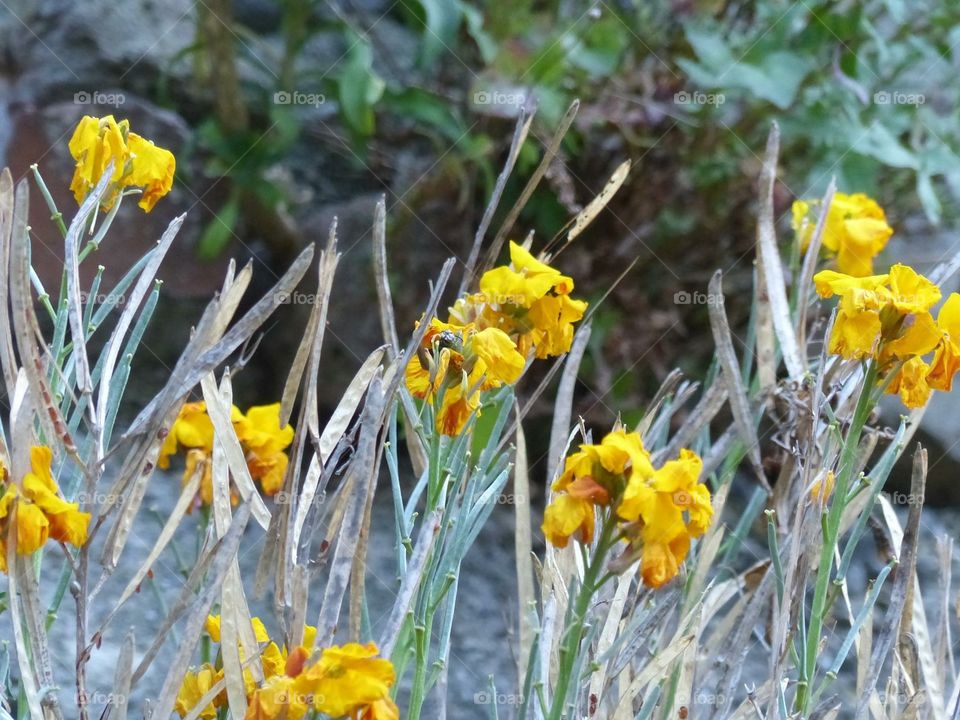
xmin=2 ymin=0 xmax=960 ymax=490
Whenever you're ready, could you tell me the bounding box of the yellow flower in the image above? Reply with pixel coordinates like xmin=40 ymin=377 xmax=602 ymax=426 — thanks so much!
xmin=886 ymin=356 xmax=932 ymax=408
xmin=204 ymin=614 xmax=271 ymax=644
xmin=928 ymin=293 xmax=960 ymax=391
xmin=810 ymin=471 xmax=835 ymax=503
xmin=297 ymin=642 xmax=398 ymax=718
xmin=795 ymin=192 xmax=893 ymax=276
xmin=0 ymin=446 xmax=90 ymax=573
xmin=815 ymin=266 xmax=941 ymax=362
xmin=159 ymin=402 xmax=216 ymax=505
xmin=245 ymin=675 xmax=309 ymax=720
xmin=175 ymin=664 xmax=224 ymax=719
xmin=405 ymin=318 xmax=525 ymax=436
xmin=235 ymin=404 xmax=295 ymax=496
xmin=618 ymin=448 xmax=712 ymax=588
xmin=541 ymin=432 xmax=645 ymax=549
xmin=161 ymin=402 xmax=277 ymax=505
xmin=541 ymin=429 xmax=711 ymax=585
xmin=125 ymin=132 xmax=176 ymax=211
xmin=68 ymin=115 xmax=175 ymax=212
xmin=453 ymin=240 xmax=588 ymax=359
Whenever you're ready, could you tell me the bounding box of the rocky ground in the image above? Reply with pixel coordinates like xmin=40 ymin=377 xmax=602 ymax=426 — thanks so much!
xmin=19 ymin=466 xmax=523 ymax=719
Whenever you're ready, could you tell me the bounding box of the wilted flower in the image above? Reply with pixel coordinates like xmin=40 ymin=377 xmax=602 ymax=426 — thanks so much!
xmin=69 ymin=115 xmax=175 ymax=212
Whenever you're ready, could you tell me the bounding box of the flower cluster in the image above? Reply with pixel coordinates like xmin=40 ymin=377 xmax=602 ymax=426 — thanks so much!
xmin=793 ymin=192 xmax=893 ymax=277
xmin=814 ymin=264 xmax=960 ymax=407
xmin=450 ymin=241 xmax=588 ymax=359
xmin=69 ymin=115 xmax=175 ymax=212
xmin=0 ymin=446 xmax=90 ymax=573
xmin=159 ymin=402 xmax=294 ymax=505
xmin=407 ymin=241 xmax=587 ymax=435
xmin=542 ymin=430 xmax=712 ymax=588
xmin=405 ymin=319 xmax=525 ymax=435
xmin=176 ymin=615 xmax=398 ymax=720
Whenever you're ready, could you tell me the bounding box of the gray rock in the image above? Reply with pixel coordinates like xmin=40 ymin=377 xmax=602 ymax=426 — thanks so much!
xmin=1 ymin=0 xmax=196 ymax=106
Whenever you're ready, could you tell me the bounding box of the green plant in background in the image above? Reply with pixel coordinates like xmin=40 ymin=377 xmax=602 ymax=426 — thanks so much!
xmin=170 ymin=0 xmax=960 ymax=270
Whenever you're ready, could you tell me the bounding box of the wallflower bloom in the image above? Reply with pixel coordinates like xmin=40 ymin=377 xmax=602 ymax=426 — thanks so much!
xmin=814 ymin=264 xmax=952 ymax=408
xmin=617 ymin=448 xmax=712 ymax=588
xmin=159 ymin=401 xmax=219 ymax=506
xmin=160 ymin=402 xmax=294 ymax=503
xmin=543 ymin=430 xmax=712 ymax=588
xmin=543 ymin=430 xmax=651 ymax=548
xmin=451 ymin=241 xmax=588 ymax=359
xmin=793 ymin=192 xmax=893 ymax=276
xmin=299 ymin=642 xmax=398 ymax=718
xmin=179 ymin=618 xmax=321 ymax=719
xmin=810 ymin=471 xmax=835 ymax=503
xmin=405 ymin=318 xmax=525 ymax=435
xmin=234 ymin=404 xmax=295 ymax=495
xmin=0 ymin=446 xmax=90 ymax=573
xmin=928 ymin=294 xmax=960 ymax=391
xmin=175 ymin=664 xmax=224 ymax=719
xmin=69 ymin=115 xmax=175 ymax=212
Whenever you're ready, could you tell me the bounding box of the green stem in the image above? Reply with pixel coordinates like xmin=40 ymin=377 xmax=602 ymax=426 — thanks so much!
xmin=795 ymin=360 xmax=877 ymax=714
xmin=407 ymin=623 xmax=431 ymax=720
xmin=30 ymin=164 xmax=67 ymax=238
xmin=546 ymin=518 xmax=616 ymax=720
